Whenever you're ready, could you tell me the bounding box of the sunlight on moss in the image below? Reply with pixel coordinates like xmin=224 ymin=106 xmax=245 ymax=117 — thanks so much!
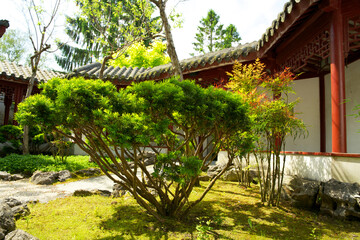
xmin=16 ymin=181 xmax=360 ymax=240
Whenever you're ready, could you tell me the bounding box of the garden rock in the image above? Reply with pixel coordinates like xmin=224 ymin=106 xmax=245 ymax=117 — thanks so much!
xmin=198 ymin=175 xmax=211 ymax=181
xmin=140 ymin=152 xmax=156 ymax=166
xmin=91 ymin=189 xmax=111 ymax=197
xmin=30 ymin=171 xmax=59 ymax=185
xmin=282 ymin=176 xmax=321 ymax=209
xmin=112 ymin=183 xmax=127 ymax=197
xmin=0 ymin=203 xmax=15 ymax=240
xmin=75 ymin=168 xmax=101 ymax=177
xmin=57 ymin=170 xmax=73 ymax=182
xmin=319 ymin=179 xmax=360 ymax=220
xmin=11 ymin=205 xmax=30 ymax=220
xmin=207 ymin=164 xmax=225 ymax=179
xmin=2 ymin=198 xmax=30 ymax=220
xmin=73 ymin=189 xmax=94 ymax=197
xmin=2 ymin=199 xmax=21 ymax=208
xmin=8 ymin=175 xmax=23 ymax=181
xmin=0 ymin=172 xmax=11 ymax=181
xmin=0 ymin=172 xmax=24 ymax=182
xmin=5 ymin=229 xmax=39 ymax=240
xmin=73 ymin=189 xmax=111 ymax=197
xmin=221 ymin=166 xmax=239 ymax=182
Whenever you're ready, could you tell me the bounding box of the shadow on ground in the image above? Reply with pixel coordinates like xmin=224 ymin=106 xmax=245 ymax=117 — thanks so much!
xmin=97 ymin=182 xmax=360 ymax=240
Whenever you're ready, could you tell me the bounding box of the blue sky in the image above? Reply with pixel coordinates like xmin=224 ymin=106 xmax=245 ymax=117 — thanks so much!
xmin=1 ymin=0 xmax=289 ymax=70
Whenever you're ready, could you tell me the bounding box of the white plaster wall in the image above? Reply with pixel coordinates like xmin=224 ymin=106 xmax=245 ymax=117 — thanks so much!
xmin=285 ymin=78 xmax=320 ymax=152
xmin=324 ymin=59 xmax=360 ymax=153
xmin=344 ymin=59 xmax=360 ymax=153
xmin=218 ymin=151 xmax=360 ymax=184
xmin=284 ymin=154 xmax=332 ymax=182
xmin=331 ymin=156 xmax=360 ymax=183
xmin=324 ymin=73 xmax=332 ymax=152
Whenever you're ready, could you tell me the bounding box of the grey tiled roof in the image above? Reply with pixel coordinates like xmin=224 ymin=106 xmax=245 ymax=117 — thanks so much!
xmin=0 ymin=20 xmax=9 ymax=28
xmin=0 ymin=61 xmax=64 ymax=83
xmin=256 ymin=0 xmax=319 ymax=50
xmin=69 ymin=62 xmax=150 ymax=82
xmin=135 ymin=42 xmax=258 ymax=81
xmin=69 ymin=42 xmax=257 ymax=82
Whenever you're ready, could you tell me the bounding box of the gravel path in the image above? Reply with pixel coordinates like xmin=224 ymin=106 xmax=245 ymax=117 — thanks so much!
xmin=0 ymin=175 xmax=116 ymax=203
xmin=0 ymin=166 xmax=154 ymax=203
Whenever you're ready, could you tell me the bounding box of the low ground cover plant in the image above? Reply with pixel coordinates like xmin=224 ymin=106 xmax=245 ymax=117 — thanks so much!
xmin=16 ymin=181 xmax=360 ymax=240
xmin=0 ymin=154 xmax=97 ymax=176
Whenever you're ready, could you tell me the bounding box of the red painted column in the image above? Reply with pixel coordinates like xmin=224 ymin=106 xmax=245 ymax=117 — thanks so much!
xmin=330 ymin=4 xmax=347 ymax=153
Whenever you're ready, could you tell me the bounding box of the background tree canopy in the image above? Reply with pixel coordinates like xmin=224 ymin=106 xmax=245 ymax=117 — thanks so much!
xmin=192 ymin=9 xmax=241 ymax=56
xmin=0 ymin=29 xmax=28 ymax=64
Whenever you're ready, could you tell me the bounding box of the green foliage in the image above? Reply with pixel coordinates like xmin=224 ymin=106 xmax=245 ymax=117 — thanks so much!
xmin=352 ymin=104 xmax=360 ymax=130
xmin=56 ymin=0 xmax=161 ymax=71
xmin=0 ymin=154 xmax=97 ymax=175
xmin=15 ymin=76 xmax=250 ymax=220
xmin=0 ymin=125 xmax=23 ymax=156
xmin=192 ymin=10 xmax=241 ymax=56
xmin=0 ymin=125 xmax=23 ymax=145
xmin=0 ymin=29 xmax=29 ymax=64
xmin=110 ymin=40 xmax=170 ymax=68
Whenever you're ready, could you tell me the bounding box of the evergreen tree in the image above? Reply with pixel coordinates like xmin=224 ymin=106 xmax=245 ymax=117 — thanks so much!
xmin=56 ymin=0 xmax=161 ymax=71
xmin=192 ymin=10 xmax=241 ymax=56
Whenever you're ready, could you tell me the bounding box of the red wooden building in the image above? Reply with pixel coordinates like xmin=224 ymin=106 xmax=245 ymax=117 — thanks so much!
xmin=72 ymin=0 xmax=360 ymax=183
xmin=0 ymin=61 xmax=63 ymax=125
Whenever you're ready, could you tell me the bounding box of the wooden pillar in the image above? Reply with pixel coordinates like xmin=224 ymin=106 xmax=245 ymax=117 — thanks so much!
xmin=319 ymin=74 xmax=326 ymax=152
xmin=330 ymin=2 xmax=347 ymax=153
xmin=3 ymin=94 xmax=12 ymax=125
xmin=12 ymin=86 xmax=24 ymax=125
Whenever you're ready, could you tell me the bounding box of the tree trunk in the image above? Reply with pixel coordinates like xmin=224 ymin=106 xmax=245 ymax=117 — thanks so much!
xmin=22 ymin=72 xmax=37 ymax=154
xmin=99 ymin=55 xmax=113 ymax=80
xmin=155 ymin=1 xmax=183 ymax=81
xmin=23 ymin=125 xmax=30 ymax=154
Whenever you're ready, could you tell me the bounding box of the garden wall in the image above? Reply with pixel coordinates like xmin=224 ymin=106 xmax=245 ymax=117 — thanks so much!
xmin=218 ymin=151 xmax=360 ymax=184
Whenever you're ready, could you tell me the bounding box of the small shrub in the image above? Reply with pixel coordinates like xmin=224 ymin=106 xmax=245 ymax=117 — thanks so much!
xmin=0 ymin=154 xmax=98 ymax=175
xmin=0 ymin=125 xmax=23 ymax=156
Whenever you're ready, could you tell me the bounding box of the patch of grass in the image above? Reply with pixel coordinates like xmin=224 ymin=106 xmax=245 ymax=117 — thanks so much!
xmin=16 ymin=181 xmax=360 ymax=240
xmin=0 ymin=154 xmax=98 ymax=176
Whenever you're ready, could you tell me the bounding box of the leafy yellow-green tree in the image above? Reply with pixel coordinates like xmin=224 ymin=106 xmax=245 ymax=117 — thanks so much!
xmin=109 ymin=40 xmax=170 ymax=68
xmin=226 ymin=59 xmax=306 ymax=206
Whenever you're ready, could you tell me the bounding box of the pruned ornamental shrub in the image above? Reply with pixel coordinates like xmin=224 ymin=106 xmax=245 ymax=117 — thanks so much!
xmin=16 ymin=77 xmax=251 ymax=220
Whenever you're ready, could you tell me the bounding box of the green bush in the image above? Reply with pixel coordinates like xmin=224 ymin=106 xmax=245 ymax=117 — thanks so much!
xmin=0 ymin=154 xmax=98 ymax=175
xmin=0 ymin=125 xmax=23 ymax=156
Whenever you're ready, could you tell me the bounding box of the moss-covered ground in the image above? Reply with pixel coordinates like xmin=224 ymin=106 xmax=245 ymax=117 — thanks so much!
xmin=16 ymin=181 xmax=360 ymax=240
